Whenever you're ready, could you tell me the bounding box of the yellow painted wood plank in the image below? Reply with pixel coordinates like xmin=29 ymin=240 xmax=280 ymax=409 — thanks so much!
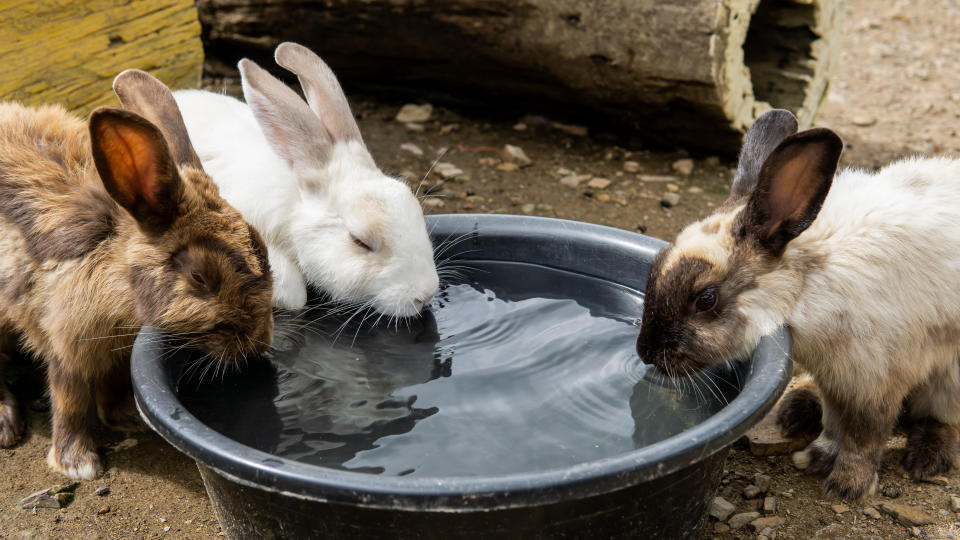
xmin=0 ymin=0 xmax=204 ymax=114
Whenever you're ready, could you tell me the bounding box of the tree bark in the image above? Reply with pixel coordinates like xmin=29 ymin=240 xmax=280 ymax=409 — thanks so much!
xmin=198 ymin=0 xmax=842 ymax=154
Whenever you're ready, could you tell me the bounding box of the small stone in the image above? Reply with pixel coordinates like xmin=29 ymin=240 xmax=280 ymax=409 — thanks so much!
xmin=163 ymin=526 xmax=171 ymax=532
xmin=400 ymin=143 xmax=424 ymax=156
xmin=399 ymin=170 xmax=418 ymax=182
xmin=595 ymin=193 xmax=611 ymax=202
xmin=109 ymin=438 xmax=138 ymax=453
xmin=704 ymin=156 xmax=721 ymax=167
xmin=940 ymin=509 xmax=951 ymax=516
xmin=521 ymin=203 xmax=536 ymax=214
xmin=744 ymin=409 xmax=811 ymax=456
xmin=638 ymin=174 xmax=679 ymax=183
xmin=94 ymin=486 xmax=110 ymax=497
xmin=832 ymin=503 xmax=850 ymax=514
xmin=688 ymin=186 xmax=703 ymax=194
xmin=951 ymin=495 xmax=960 ymax=512
xmin=879 ymin=502 xmax=934 ymax=526
xmin=396 ymin=103 xmax=433 ymax=123
xmin=502 ymin=144 xmax=532 ymax=167
xmin=709 ymin=496 xmax=736 ymax=521
xmin=763 ymin=496 xmax=777 ymax=515
xmin=496 ymin=162 xmax=520 ymax=172
xmin=863 ymin=506 xmax=882 ymax=519
xmin=728 ymin=511 xmax=761 ymax=530
xmin=743 ymin=485 xmax=762 ymax=499
xmin=754 ymin=474 xmax=771 ymax=494
xmin=560 ymin=174 xmax=591 ymax=187
xmin=20 ymin=482 xmax=79 ymax=510
xmin=549 ymin=121 xmax=588 ymax=137
xmin=714 ymin=522 xmax=730 ymax=534
xmin=422 ymin=198 xmax=445 ymax=209
xmin=512 ymin=122 xmax=528 ymax=131
xmin=556 ymin=167 xmax=574 ymax=176
xmin=912 ymin=527 xmax=921 ymax=537
xmin=440 ymin=123 xmax=459 ymax=134
xmin=405 ymin=122 xmax=425 ymax=132
xmin=660 ymin=192 xmax=681 ymax=207
xmin=623 ymin=161 xmax=640 ymax=173
xmin=850 ymin=114 xmax=877 ymax=127
xmin=814 ymin=523 xmax=845 ymax=539
xmin=749 ymin=516 xmax=784 ymax=532
xmin=433 ymin=163 xmax=464 ymax=180
xmin=587 ymin=177 xmax=611 ymax=190
xmin=665 ymin=183 xmax=679 ymax=192
xmin=672 ymin=158 xmax=694 ymax=176
xmin=882 ymin=484 xmax=901 ymax=498
xmin=97 ymin=505 xmax=111 ymax=515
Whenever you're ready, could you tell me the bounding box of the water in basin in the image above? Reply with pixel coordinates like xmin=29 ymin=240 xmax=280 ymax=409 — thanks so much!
xmin=178 ymin=261 xmax=739 ymax=477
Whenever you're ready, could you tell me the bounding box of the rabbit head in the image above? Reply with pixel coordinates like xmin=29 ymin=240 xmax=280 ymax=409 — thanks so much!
xmin=636 ymin=110 xmax=843 ymax=377
xmin=102 ymin=69 xmax=274 ymax=361
xmin=236 ymin=43 xmax=439 ymax=319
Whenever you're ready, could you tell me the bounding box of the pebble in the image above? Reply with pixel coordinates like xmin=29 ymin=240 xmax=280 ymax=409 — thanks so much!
xmin=882 ymin=484 xmax=901 ymax=498
xmin=763 ymin=496 xmax=777 ymax=515
xmin=687 ymin=186 xmax=703 ymax=194
xmin=850 ymin=114 xmax=877 ymax=127
xmin=638 ymin=174 xmax=679 ymax=183
xmin=951 ymin=495 xmax=960 ymax=512
xmin=728 ymin=511 xmax=761 ymax=530
xmin=709 ymin=496 xmax=736 ymax=521
xmin=496 ymin=162 xmax=520 ymax=172
xmin=749 ymin=516 xmax=784 ymax=532
xmin=714 ymin=522 xmax=730 ymax=533
xmin=623 ymin=161 xmax=640 ymax=173
xmin=20 ymin=482 xmax=79 ymax=510
xmin=560 ymin=174 xmax=591 ymax=187
xmin=97 ymin=505 xmax=111 ymax=515
xmin=814 ymin=523 xmax=845 ymax=539
xmin=587 ymin=177 xmax=612 ymax=190
xmin=512 ymin=122 xmax=528 ymax=131
xmin=832 ymin=503 xmax=850 ymax=514
xmin=879 ymin=502 xmax=934 ymax=526
xmin=704 ymin=156 xmax=721 ymax=167
xmin=440 ymin=123 xmax=459 ymax=134
xmin=754 ymin=474 xmax=771 ymax=494
xmin=521 ymin=203 xmax=536 ymax=214
xmin=433 ymin=163 xmax=464 ymax=180
xmin=556 ymin=167 xmax=574 ymax=176
xmin=395 ymin=103 xmax=433 ymax=123
xmin=595 ymin=193 xmax=611 ymax=202
xmin=163 ymin=526 xmax=171 ymax=532
xmin=399 ymin=170 xmax=418 ymax=182
xmin=940 ymin=509 xmax=951 ymax=516
xmin=661 ymin=192 xmax=681 ymax=207
xmin=502 ymin=144 xmax=532 ymax=167
xmin=405 ymin=122 xmax=426 ymax=132
xmin=863 ymin=506 xmax=882 ymax=519
xmin=665 ymin=183 xmax=679 ymax=192
xmin=94 ymin=486 xmax=110 ymax=497
xmin=422 ymin=198 xmax=445 ymax=209
xmin=672 ymin=158 xmax=694 ymax=176
xmin=549 ymin=121 xmax=588 ymax=137
xmin=400 ymin=143 xmax=424 ymax=156
xmin=743 ymin=485 xmax=762 ymax=499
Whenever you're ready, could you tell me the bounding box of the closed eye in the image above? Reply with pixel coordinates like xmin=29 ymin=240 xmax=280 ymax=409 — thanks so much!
xmin=351 ymin=234 xmax=373 ymax=252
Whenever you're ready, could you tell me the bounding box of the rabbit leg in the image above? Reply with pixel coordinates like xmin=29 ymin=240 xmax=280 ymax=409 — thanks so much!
xmin=268 ymin=246 xmax=307 ymax=310
xmin=777 ymin=375 xmax=823 ymax=439
xmin=46 ymin=360 xmax=101 ymax=480
xmin=792 ymin=395 xmax=841 ymax=477
xmin=821 ymin=394 xmax=898 ymax=500
xmin=903 ymin=361 xmax=960 ymax=479
xmin=0 ymin=339 xmax=23 ymax=447
xmin=95 ymin=358 xmax=144 ymax=433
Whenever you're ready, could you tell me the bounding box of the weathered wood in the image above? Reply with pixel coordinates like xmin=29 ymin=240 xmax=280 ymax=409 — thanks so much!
xmin=198 ymin=0 xmax=842 ymax=154
xmin=0 ymin=0 xmax=204 ymax=114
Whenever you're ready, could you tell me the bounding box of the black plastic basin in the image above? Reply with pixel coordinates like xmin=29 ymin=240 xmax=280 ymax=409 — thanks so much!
xmin=132 ymin=214 xmax=791 ymax=539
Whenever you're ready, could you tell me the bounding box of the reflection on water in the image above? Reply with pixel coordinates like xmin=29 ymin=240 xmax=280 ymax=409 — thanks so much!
xmin=179 ymin=261 xmax=739 ymax=477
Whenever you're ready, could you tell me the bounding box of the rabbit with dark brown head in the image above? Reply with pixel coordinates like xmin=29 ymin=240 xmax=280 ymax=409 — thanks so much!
xmin=0 ymin=69 xmax=273 ymax=479
xmin=637 ymin=109 xmax=960 ymax=499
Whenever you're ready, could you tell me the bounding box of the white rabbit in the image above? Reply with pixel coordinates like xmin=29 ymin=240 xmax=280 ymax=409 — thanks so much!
xmin=636 ymin=108 xmax=960 ymax=500
xmin=174 ymin=42 xmax=438 ymax=317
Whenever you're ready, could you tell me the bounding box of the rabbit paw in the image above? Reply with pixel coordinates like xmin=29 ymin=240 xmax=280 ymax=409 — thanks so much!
xmin=793 ymin=438 xmax=838 ymax=477
xmin=825 ymin=453 xmax=878 ymax=500
xmin=0 ymin=393 xmax=23 ymax=447
xmin=100 ymin=401 xmax=145 ymax=433
xmin=777 ymin=386 xmax=823 ymax=439
xmin=47 ymin=441 xmax=102 ymax=480
xmin=903 ymin=419 xmax=959 ymax=480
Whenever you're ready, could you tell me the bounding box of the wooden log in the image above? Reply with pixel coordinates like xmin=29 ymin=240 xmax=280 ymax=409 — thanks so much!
xmin=0 ymin=0 xmax=204 ymax=114
xmin=197 ymin=0 xmax=842 ymax=154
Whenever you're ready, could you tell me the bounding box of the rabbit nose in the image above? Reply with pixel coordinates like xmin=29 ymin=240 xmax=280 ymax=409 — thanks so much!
xmin=415 ymin=291 xmax=436 ymax=308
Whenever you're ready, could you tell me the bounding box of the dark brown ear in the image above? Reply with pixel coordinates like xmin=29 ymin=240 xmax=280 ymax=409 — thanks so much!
xmin=111 ymin=69 xmax=203 ymax=169
xmin=730 ymin=109 xmax=799 ymax=201
xmin=89 ymin=107 xmax=182 ymax=235
xmin=743 ymin=128 xmax=843 ymax=256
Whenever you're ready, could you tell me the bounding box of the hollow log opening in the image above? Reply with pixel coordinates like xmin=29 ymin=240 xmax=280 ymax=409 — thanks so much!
xmin=744 ymin=0 xmax=819 ymax=112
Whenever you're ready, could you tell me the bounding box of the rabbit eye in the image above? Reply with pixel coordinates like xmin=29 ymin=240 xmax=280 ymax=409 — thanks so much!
xmin=351 ymin=234 xmax=373 ymax=252
xmin=695 ymin=288 xmax=718 ymax=312
xmin=190 ymin=271 xmax=207 ymax=287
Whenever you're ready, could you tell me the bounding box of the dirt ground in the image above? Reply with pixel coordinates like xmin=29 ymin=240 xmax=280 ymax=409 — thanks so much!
xmin=3 ymin=0 xmax=960 ymax=538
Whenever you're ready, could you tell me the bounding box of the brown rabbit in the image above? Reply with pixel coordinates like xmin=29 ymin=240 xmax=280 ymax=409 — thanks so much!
xmin=0 ymin=69 xmax=274 ymax=479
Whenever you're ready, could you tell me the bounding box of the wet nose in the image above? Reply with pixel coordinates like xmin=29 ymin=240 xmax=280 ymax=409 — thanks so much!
xmin=414 ymin=288 xmax=438 ymax=309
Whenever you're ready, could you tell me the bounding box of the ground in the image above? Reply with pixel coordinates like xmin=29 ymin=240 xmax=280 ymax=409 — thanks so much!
xmin=2 ymin=0 xmax=960 ymax=538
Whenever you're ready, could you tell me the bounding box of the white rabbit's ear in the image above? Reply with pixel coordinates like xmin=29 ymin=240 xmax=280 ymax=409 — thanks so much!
xmin=731 ymin=109 xmax=799 ymax=201
xmin=238 ymin=58 xmax=333 ymax=172
xmin=274 ymin=42 xmax=363 ymax=143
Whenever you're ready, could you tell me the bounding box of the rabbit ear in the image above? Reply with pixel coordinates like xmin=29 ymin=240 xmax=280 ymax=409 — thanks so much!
xmin=111 ymin=69 xmax=203 ymax=170
xmin=730 ymin=109 xmax=799 ymax=200
xmin=238 ymin=58 xmax=333 ymax=173
xmin=743 ymin=128 xmax=843 ymax=256
xmin=274 ymin=42 xmax=363 ymax=143
xmin=89 ymin=107 xmax=183 ymax=235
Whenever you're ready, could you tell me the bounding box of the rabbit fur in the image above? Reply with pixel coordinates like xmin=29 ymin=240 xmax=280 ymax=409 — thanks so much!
xmin=636 ymin=109 xmax=960 ymax=499
xmin=0 ymin=69 xmax=274 ymax=479
xmin=174 ymin=42 xmax=438 ymax=317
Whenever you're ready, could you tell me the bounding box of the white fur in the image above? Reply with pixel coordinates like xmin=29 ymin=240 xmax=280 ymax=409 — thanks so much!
xmin=172 ymin=83 xmax=438 ymax=316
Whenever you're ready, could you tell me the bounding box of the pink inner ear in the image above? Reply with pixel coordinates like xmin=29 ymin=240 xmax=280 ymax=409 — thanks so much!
xmin=765 ymin=151 xmax=820 ymax=237
xmin=101 ymin=122 xmax=162 ymax=207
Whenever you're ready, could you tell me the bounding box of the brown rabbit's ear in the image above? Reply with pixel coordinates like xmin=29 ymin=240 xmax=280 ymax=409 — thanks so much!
xmin=111 ymin=69 xmax=203 ymax=170
xmin=743 ymin=128 xmax=843 ymax=256
xmin=730 ymin=109 xmax=799 ymax=201
xmin=274 ymin=41 xmax=363 ymax=143
xmin=89 ymin=107 xmax=182 ymax=235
